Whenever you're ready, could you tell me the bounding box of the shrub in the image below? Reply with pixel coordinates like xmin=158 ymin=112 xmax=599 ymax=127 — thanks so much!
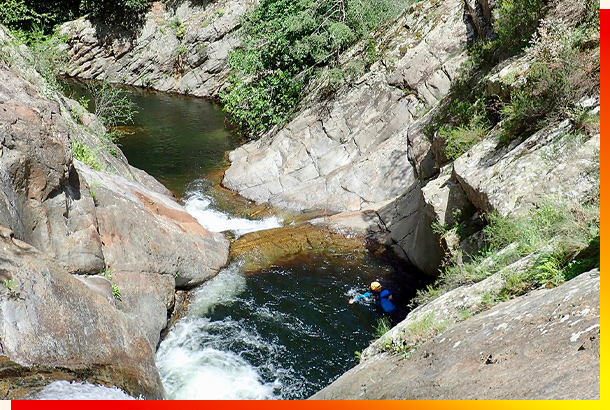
xmin=86 ymin=80 xmax=138 ymax=128
xmin=0 ymin=0 xmax=81 ymax=33
xmin=412 ymin=199 xmax=599 ymax=308
xmin=439 ymin=122 xmax=489 ymax=161
xmin=72 ymin=140 xmax=101 ymax=170
xmin=80 ymin=0 xmax=150 ymax=28
xmin=221 ymin=0 xmax=404 ymax=137
xmin=500 ymin=20 xmax=600 ymax=140
xmin=493 ymin=0 xmax=547 ymax=57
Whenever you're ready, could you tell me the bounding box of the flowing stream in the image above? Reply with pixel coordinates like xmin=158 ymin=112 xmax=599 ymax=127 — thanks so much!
xmin=45 ymin=83 xmax=427 ymax=400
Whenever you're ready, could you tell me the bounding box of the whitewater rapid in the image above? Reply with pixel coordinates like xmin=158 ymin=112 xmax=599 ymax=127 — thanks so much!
xmin=183 ymin=189 xmax=282 ymax=236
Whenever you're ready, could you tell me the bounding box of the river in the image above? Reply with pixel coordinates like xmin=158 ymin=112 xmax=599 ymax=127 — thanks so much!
xmin=37 ymin=83 xmax=427 ymax=400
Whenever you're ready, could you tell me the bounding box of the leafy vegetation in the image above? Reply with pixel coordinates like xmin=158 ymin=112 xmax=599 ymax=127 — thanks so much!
xmin=0 ymin=1 xmax=150 ymax=33
xmin=86 ymin=80 xmax=138 ymax=128
xmin=221 ymin=0 xmax=405 ymax=136
xmin=412 ymin=198 xmax=600 ymax=308
xmin=425 ymin=0 xmax=599 ymax=160
xmin=2 ymin=278 xmax=18 ymax=294
xmin=99 ymin=269 xmax=122 ymax=300
xmin=72 ymin=140 xmax=102 ymax=170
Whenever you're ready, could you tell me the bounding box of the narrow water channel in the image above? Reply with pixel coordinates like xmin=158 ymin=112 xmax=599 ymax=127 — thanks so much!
xmin=53 ymin=82 xmax=427 ymax=400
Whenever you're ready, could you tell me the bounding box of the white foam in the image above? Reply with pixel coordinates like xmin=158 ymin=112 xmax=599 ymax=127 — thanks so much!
xmin=183 ymin=191 xmax=282 ymax=236
xmin=30 ymin=381 xmax=137 ymax=400
xmin=156 ymin=263 xmax=281 ymax=400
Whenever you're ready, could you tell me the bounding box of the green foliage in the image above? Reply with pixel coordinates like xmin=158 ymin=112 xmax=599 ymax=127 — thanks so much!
xmin=111 ymin=282 xmax=122 ymax=300
xmin=500 ymin=22 xmax=599 ymax=140
xmin=412 ymin=199 xmax=600 ymax=309
xmin=173 ymin=44 xmax=188 ymax=72
xmin=72 ymin=140 xmax=101 ymax=170
xmin=439 ymin=122 xmax=489 ymax=161
xmin=493 ymin=0 xmax=547 ymax=57
xmin=10 ymin=26 xmax=69 ymax=95
xmin=2 ymin=278 xmax=18 ymax=293
xmin=169 ymin=16 xmax=186 ymax=39
xmin=86 ymin=80 xmax=138 ymax=128
xmin=80 ymin=0 xmax=150 ymax=28
xmin=221 ymin=0 xmax=404 ymax=137
xmin=384 ymin=312 xmax=448 ymax=356
xmin=99 ymin=268 xmax=121 ymax=300
xmin=0 ymin=0 xmax=81 ymax=33
xmin=373 ymin=316 xmax=391 ymax=338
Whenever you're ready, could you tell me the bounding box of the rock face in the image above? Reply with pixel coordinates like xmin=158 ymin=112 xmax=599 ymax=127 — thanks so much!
xmin=1 ymin=24 xmax=229 ymax=397
xmin=0 ymin=229 xmax=163 ymax=399
xmin=222 ymin=0 xmax=473 ymax=274
xmin=312 ymin=269 xmax=600 ymax=399
xmin=453 ymin=119 xmax=600 ymax=217
xmin=59 ymin=0 xmax=254 ymax=97
xmin=223 ymin=0 xmax=469 ymax=215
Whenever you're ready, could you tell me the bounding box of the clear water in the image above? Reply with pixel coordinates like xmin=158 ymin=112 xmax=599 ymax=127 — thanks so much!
xmin=61 ymin=81 xmax=429 ymax=399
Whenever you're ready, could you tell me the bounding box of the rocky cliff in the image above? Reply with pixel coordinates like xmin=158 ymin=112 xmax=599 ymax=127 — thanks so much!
xmin=0 ymin=24 xmax=229 ymax=398
xmin=59 ymin=0 xmax=255 ymax=98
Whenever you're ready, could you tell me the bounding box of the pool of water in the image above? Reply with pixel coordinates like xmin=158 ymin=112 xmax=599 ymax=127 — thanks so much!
xmin=60 ymin=81 xmax=428 ymax=399
xmin=63 ymin=79 xmax=243 ymax=197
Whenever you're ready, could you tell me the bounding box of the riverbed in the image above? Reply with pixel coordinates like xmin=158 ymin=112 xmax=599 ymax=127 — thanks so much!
xmin=45 ymin=83 xmax=427 ymax=400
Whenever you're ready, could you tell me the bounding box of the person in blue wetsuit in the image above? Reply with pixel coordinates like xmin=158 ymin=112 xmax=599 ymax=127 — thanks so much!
xmin=349 ymin=281 xmax=397 ymax=315
xmin=379 ymin=289 xmax=396 ymax=314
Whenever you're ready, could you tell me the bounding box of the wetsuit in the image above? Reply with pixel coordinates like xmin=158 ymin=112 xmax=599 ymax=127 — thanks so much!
xmin=353 ymin=290 xmax=396 ymax=314
xmin=379 ymin=289 xmax=396 ymax=314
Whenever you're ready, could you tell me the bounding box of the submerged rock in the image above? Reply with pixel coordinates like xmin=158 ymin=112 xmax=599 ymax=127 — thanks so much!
xmin=230 ymin=223 xmax=371 ymax=273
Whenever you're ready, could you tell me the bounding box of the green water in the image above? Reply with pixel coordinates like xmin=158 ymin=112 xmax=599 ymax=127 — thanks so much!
xmin=64 ymin=79 xmax=242 ymax=197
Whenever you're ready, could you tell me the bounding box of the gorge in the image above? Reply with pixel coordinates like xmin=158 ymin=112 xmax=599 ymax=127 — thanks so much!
xmin=1 ymin=0 xmax=601 ymax=400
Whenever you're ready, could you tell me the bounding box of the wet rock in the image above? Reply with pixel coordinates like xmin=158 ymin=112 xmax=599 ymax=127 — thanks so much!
xmin=230 ymin=223 xmax=371 ymax=273
xmin=312 ymin=269 xmax=600 ymax=399
xmin=0 ymin=229 xmax=164 ymax=399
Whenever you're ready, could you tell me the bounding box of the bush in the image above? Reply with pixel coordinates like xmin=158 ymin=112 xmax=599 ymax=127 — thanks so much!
xmin=86 ymin=80 xmax=138 ymax=128
xmin=439 ymin=122 xmax=489 ymax=161
xmin=221 ymin=0 xmax=404 ymax=137
xmin=72 ymin=140 xmax=101 ymax=170
xmin=501 ymin=20 xmax=600 ymax=140
xmin=412 ymin=199 xmax=600 ymax=308
xmin=493 ymin=0 xmax=547 ymax=57
xmin=0 ymin=0 xmax=81 ymax=33
xmin=80 ymin=0 xmax=150 ymax=28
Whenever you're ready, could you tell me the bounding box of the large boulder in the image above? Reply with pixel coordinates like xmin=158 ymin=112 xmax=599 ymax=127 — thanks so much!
xmin=312 ymin=269 xmax=600 ymax=399
xmin=76 ymin=163 xmax=229 ymax=288
xmin=0 ymin=227 xmax=164 ymax=399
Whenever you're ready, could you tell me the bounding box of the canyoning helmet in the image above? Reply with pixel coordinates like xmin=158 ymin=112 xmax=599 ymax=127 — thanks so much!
xmin=370 ymin=282 xmax=381 ymax=291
